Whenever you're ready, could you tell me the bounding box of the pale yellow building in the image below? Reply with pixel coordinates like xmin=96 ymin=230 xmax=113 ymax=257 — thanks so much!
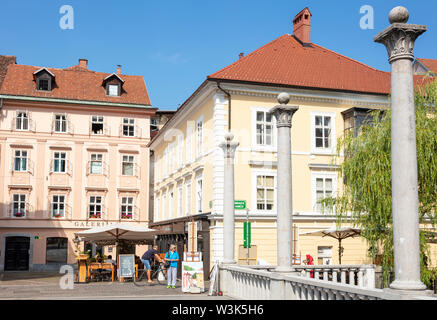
xmin=148 ymin=8 xmax=437 ymax=271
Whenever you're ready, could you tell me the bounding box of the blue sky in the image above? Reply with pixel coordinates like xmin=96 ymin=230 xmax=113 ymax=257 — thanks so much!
xmin=1 ymin=0 xmax=436 ymax=110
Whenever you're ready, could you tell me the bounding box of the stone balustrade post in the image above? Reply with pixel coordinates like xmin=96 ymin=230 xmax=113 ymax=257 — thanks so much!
xmin=374 ymin=6 xmax=427 ymax=291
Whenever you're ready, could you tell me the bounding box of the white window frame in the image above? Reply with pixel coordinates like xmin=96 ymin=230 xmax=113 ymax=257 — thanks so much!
xmin=177 ymin=134 xmax=183 ymax=169
xmin=196 ymin=175 xmax=203 ymax=214
xmin=89 ymin=196 xmax=103 ymax=219
xmin=196 ymin=116 xmax=203 ymax=159
xmin=162 ymin=192 xmax=167 ymax=220
xmin=53 ymin=152 xmax=67 ymax=173
xmin=155 ymin=194 xmax=160 ymax=222
xmin=90 ymin=153 xmax=103 ymax=175
xmin=108 ymin=84 xmax=119 ymax=97
xmin=120 ymin=196 xmax=134 ymax=220
xmin=14 ymin=150 xmax=28 ymax=172
xmin=310 ymin=111 xmax=336 ymax=155
xmin=122 ymin=118 xmax=135 ymax=137
xmin=12 ymin=194 xmax=26 ymax=218
xmin=15 ymin=111 xmax=29 ymax=131
xmin=122 ymin=155 xmax=135 ymax=176
xmin=54 ymin=114 xmax=68 ymax=133
xmin=91 ymin=115 xmax=104 ymax=135
xmin=177 ymin=184 xmax=183 ymax=218
xmin=51 ymin=194 xmax=66 ymax=219
xmin=168 ymin=188 xmax=174 ymax=219
xmin=251 ymin=169 xmax=277 ymax=215
xmin=186 ymin=122 xmax=194 ymax=164
xmin=251 ymin=107 xmax=276 ymax=152
xmin=311 ymin=171 xmax=337 ymax=213
xmin=185 ymin=179 xmax=192 ymax=216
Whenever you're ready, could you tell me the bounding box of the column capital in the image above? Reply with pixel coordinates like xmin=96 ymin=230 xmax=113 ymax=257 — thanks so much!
xmin=269 ymin=93 xmax=299 ymax=128
xmin=374 ymin=7 xmax=426 ymax=63
xmin=219 ymin=132 xmax=239 ymax=158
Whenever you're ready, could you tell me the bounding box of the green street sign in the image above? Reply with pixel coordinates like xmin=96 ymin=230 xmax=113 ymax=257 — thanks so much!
xmin=234 ymin=200 xmax=246 ymax=210
xmin=243 ymin=222 xmax=251 ymax=248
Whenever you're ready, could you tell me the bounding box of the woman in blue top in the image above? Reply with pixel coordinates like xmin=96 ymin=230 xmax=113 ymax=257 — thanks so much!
xmin=165 ymin=244 xmax=179 ymax=288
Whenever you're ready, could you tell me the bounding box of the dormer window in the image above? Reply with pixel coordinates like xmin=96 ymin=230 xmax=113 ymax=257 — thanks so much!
xmin=34 ymin=68 xmax=55 ymax=92
xmin=103 ymin=73 xmax=124 ymax=97
xmin=107 ymin=84 xmax=119 ymax=96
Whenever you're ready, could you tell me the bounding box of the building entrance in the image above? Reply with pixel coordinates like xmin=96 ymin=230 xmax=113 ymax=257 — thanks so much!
xmin=5 ymin=236 xmax=30 ymax=271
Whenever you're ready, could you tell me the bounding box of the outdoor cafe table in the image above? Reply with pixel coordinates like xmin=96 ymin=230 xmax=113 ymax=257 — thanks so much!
xmin=87 ymin=262 xmax=115 ymax=282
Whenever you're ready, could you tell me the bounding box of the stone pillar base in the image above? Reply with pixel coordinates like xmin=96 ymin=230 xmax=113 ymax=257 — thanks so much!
xmin=274 ymin=265 xmax=294 ymax=273
xmin=389 ymin=280 xmax=427 ymax=291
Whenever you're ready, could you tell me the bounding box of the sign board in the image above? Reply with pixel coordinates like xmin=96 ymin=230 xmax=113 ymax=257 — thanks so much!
xmin=182 ymin=261 xmax=205 ymax=293
xmin=234 ymin=200 xmax=246 ymax=210
xmin=243 ymin=221 xmax=251 ymax=248
xmin=118 ymin=254 xmax=135 ymax=278
xmin=238 ymin=245 xmax=257 ymax=265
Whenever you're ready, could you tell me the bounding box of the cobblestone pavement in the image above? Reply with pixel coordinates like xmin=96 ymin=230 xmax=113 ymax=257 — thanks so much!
xmin=0 ymin=272 xmax=230 ymax=300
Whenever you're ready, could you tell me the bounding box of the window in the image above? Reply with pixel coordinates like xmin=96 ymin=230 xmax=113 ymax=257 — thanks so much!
xmin=54 ymin=114 xmax=68 ymax=133
xmin=196 ymin=117 xmax=203 ymax=158
xmin=317 ymin=246 xmax=333 ymax=265
xmin=311 ymin=112 xmax=335 ymax=154
xmin=177 ymin=184 xmax=183 ymax=218
xmin=185 ymin=180 xmax=192 ymax=216
xmin=186 ymin=124 xmax=193 ymax=164
xmin=12 ymin=194 xmax=26 ymax=218
xmin=90 ymin=154 xmax=103 ymax=174
xmin=121 ymin=197 xmax=134 ymax=220
xmin=14 ymin=150 xmax=27 ymax=172
xmin=178 ymin=135 xmax=183 ymax=168
xmin=107 ymin=84 xmax=119 ymax=96
xmin=155 ymin=195 xmax=160 ymax=221
xmin=256 ymin=175 xmax=275 ymax=211
xmin=37 ymin=78 xmax=50 ymax=91
xmin=15 ymin=111 xmax=29 ymax=131
xmin=122 ymin=118 xmax=135 ymax=137
xmin=53 ymin=152 xmax=66 ymax=173
xmin=91 ymin=116 xmax=104 ymax=135
xmin=46 ymin=237 xmax=68 ymax=264
xmin=256 ymin=111 xmax=273 ymax=146
xmin=89 ymin=196 xmax=102 ymax=219
xmin=169 ymin=189 xmax=174 ymax=219
xmin=122 ymin=155 xmax=134 ymax=176
xmin=51 ymin=195 xmax=65 ymax=218
xmin=162 ymin=193 xmax=167 ymax=220
xmin=163 ymin=148 xmax=168 ymax=177
xmin=196 ymin=177 xmax=203 ymax=214
xmin=151 ymin=118 xmax=159 ymax=131
xmin=312 ymin=173 xmax=336 ymax=213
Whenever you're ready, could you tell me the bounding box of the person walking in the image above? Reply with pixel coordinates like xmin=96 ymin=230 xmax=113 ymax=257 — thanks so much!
xmin=165 ymin=244 xmax=179 ymax=289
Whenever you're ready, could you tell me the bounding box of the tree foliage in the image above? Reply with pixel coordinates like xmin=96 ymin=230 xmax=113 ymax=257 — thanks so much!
xmin=323 ymin=78 xmax=437 ymax=287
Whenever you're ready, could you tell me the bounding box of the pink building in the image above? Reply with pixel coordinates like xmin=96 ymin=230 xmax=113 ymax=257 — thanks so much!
xmin=0 ymin=57 xmax=155 ymax=271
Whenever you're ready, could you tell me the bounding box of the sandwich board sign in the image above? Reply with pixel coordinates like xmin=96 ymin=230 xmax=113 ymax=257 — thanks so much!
xmin=118 ymin=254 xmax=135 ymax=279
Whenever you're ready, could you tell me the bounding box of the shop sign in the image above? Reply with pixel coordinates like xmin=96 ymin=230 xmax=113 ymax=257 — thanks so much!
xmin=71 ymin=221 xmax=116 ymax=229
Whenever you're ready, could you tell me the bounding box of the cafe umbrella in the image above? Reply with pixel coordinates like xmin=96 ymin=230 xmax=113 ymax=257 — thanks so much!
xmin=75 ymin=223 xmax=159 ymax=277
xmin=300 ymin=227 xmax=361 ymax=264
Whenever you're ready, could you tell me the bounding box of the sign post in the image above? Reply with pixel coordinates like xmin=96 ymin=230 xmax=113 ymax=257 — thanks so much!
xmin=243 ymin=208 xmax=251 ymax=265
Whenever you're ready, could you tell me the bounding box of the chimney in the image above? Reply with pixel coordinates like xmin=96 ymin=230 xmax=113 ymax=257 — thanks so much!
xmin=239 ymin=52 xmax=244 ymax=59
xmin=79 ymin=58 xmax=88 ymax=69
xmin=293 ymin=7 xmax=312 ymax=44
xmin=116 ymin=64 xmax=122 ymax=75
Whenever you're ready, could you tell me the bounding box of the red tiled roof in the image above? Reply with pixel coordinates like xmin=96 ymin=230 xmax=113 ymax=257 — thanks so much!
xmin=0 ymin=63 xmax=151 ymax=106
xmin=208 ymin=34 xmax=391 ymax=95
xmin=417 ymin=58 xmax=437 ymax=73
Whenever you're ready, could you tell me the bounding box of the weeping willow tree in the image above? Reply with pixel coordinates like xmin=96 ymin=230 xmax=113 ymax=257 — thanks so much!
xmin=323 ymin=77 xmax=437 ymax=287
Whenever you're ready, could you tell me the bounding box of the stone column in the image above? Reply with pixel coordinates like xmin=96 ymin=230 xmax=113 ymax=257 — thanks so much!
xmin=219 ymin=132 xmax=239 ymax=264
xmin=374 ymin=6 xmax=427 ymax=291
xmin=269 ymin=93 xmax=298 ymax=272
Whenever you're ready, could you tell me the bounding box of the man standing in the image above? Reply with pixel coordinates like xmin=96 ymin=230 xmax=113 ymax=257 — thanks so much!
xmin=141 ymin=245 xmax=165 ymax=283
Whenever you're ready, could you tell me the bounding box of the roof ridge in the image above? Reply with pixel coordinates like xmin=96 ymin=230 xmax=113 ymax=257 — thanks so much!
xmin=310 ymin=42 xmax=388 ymax=74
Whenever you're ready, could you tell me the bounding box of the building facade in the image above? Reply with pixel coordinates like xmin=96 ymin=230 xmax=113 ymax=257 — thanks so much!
xmin=0 ymin=58 xmax=155 ymax=271
xmin=148 ymin=8 xmax=436 ymax=271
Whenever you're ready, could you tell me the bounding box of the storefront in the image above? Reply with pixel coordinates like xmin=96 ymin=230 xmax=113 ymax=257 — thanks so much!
xmin=149 ymin=213 xmax=210 ymax=278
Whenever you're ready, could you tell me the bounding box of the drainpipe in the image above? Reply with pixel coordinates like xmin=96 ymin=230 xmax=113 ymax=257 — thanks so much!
xmin=216 ymin=82 xmax=231 ymax=131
